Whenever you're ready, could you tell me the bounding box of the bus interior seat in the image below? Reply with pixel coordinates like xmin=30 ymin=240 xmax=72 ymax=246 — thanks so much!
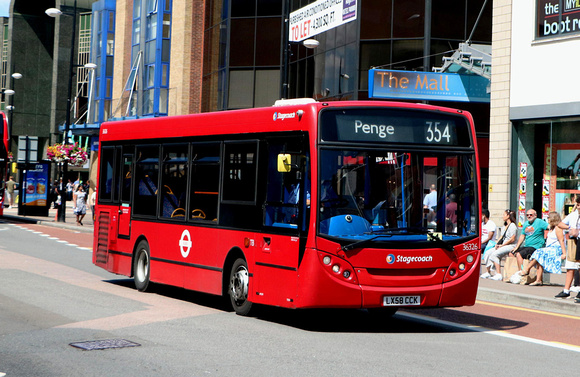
xmin=162 ymin=185 xmax=181 ymax=217
xmin=138 ymin=174 xmax=157 ymax=196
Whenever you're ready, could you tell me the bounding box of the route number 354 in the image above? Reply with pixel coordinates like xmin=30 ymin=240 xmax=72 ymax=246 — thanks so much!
xmin=426 ymin=122 xmax=451 ymax=143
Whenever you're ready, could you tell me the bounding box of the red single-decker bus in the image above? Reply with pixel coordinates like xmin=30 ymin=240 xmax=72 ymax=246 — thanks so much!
xmin=94 ymin=100 xmax=481 ymax=316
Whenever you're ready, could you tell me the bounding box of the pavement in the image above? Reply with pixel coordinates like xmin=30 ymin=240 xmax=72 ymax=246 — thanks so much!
xmin=1 ymin=204 xmax=94 ymax=233
xmin=2 ymin=204 xmax=580 ymax=317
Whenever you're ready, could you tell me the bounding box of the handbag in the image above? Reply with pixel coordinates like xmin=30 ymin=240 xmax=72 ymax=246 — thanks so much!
xmin=567 ymin=238 xmax=578 ymax=262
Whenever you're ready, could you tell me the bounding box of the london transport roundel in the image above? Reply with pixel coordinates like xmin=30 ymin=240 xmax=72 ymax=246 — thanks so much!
xmin=179 ymin=230 xmax=192 ymax=258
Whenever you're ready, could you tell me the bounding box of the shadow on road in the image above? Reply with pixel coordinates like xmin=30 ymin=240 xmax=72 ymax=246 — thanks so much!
xmin=103 ymin=279 xmax=528 ymax=333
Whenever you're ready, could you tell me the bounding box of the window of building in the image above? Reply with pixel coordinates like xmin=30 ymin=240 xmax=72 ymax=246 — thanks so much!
xmin=88 ymin=1 xmax=115 ymax=125
xmin=127 ymin=0 xmax=172 ymax=117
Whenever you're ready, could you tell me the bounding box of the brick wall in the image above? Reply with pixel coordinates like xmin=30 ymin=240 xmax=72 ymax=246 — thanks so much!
xmin=489 ymin=0 xmax=513 ymax=224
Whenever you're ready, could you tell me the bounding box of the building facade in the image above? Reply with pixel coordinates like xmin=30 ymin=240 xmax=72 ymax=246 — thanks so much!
xmin=489 ymin=0 xmax=580 ymax=226
xmin=4 ymin=0 xmax=493 ymax=203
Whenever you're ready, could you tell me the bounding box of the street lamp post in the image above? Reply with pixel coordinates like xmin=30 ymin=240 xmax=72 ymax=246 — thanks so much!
xmin=6 ymin=72 xmax=23 ymax=151
xmin=46 ymin=0 xmax=78 ymax=222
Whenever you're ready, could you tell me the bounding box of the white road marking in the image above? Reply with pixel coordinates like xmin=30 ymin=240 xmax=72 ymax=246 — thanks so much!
xmin=398 ymin=311 xmax=580 ymax=353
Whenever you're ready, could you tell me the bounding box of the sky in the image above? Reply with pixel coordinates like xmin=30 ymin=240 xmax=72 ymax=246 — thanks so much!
xmin=0 ymin=0 xmax=8 ymax=18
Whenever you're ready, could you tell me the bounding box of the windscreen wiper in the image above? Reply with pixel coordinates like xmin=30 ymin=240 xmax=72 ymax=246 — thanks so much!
xmin=341 ymin=235 xmax=392 ymax=252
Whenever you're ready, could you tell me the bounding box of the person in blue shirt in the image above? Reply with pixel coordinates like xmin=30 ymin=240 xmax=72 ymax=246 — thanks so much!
xmin=511 ymin=209 xmax=548 ymax=272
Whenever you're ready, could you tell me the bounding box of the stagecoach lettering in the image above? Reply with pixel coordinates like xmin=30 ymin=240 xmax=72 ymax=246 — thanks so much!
xmin=354 ymin=120 xmax=394 ymax=139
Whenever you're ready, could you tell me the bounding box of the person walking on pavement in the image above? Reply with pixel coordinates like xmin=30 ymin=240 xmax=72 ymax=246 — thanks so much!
xmin=89 ymin=189 xmax=97 ymax=222
xmin=5 ymin=176 xmax=16 ymax=208
xmin=72 ymin=185 xmax=87 ymax=226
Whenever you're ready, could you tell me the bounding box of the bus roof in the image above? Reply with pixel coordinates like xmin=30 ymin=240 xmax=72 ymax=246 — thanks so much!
xmin=99 ymin=100 xmax=472 ymax=142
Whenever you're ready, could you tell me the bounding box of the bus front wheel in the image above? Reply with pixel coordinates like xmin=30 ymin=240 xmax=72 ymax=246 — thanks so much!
xmin=134 ymin=240 xmax=151 ymax=292
xmin=229 ymin=258 xmax=253 ymax=316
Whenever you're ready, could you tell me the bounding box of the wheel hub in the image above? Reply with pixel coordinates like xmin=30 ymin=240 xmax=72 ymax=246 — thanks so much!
xmin=230 ymin=266 xmax=249 ymax=302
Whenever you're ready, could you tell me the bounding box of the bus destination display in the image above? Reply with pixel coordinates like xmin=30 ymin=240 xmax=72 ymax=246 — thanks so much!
xmin=320 ymin=108 xmax=471 ymax=147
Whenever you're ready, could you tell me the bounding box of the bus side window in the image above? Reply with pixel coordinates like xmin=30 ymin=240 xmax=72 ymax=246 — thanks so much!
xmin=133 ymin=145 xmax=160 ymax=217
xmin=98 ymin=147 xmax=116 ymax=202
xmin=160 ymin=144 xmax=188 ymax=219
xmin=189 ymin=143 xmax=220 ymax=222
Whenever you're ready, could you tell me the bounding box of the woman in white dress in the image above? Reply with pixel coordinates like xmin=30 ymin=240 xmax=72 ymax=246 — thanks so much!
xmin=73 ymin=185 xmax=87 ymax=226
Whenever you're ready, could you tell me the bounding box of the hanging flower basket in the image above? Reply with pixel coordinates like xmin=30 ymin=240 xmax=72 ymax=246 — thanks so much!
xmin=46 ymin=142 xmax=88 ymax=167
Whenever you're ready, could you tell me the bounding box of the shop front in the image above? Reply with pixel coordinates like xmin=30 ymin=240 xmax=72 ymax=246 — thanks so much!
xmin=513 ymin=118 xmax=580 ymax=225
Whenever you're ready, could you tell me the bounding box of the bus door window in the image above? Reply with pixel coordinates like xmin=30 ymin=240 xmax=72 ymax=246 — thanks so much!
xmin=160 ymin=144 xmax=188 ymax=219
xmin=263 ymin=138 xmax=307 ymax=231
xmin=116 ymin=148 xmax=134 ymax=237
xmin=120 ymin=149 xmax=134 ymax=203
xmin=134 ymin=145 xmax=160 ymax=217
xmin=189 ymin=142 xmax=221 ymax=223
xmin=442 ymin=155 xmax=477 ymax=236
xmin=421 ymin=155 xmax=477 ymax=236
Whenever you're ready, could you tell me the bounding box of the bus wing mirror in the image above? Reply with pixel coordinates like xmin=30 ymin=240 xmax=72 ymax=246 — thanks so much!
xmin=277 ymin=154 xmax=292 ymax=173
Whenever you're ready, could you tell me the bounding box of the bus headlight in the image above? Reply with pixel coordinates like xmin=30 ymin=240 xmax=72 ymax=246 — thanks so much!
xmin=323 ymin=256 xmax=332 ymax=265
xmin=458 ymin=263 xmax=466 ymax=271
xmin=343 ymin=270 xmax=351 ymax=279
xmin=332 ymin=264 xmax=340 ymax=273
xmin=466 ymin=255 xmax=474 ymax=264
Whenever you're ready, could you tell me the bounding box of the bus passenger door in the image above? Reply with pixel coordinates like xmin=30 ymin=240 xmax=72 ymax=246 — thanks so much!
xmin=255 ymin=136 xmax=308 ymax=307
xmin=117 ymin=152 xmax=133 ymax=238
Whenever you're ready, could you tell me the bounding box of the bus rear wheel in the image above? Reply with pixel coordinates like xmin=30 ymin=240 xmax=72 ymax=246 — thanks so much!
xmin=229 ymin=258 xmax=253 ymax=316
xmin=134 ymin=240 xmax=151 ymax=292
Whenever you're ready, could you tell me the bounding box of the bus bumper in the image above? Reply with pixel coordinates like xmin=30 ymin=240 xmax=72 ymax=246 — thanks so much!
xmin=296 ymin=248 xmax=479 ymax=309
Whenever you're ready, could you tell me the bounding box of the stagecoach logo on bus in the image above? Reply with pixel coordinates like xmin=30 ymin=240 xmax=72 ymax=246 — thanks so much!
xmin=273 ymin=112 xmax=296 ymax=121
xmin=179 ymin=229 xmax=192 ymax=258
xmin=387 ymin=254 xmax=433 ymax=264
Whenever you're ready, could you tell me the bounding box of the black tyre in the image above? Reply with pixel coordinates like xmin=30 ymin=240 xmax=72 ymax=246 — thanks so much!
xmin=134 ymin=240 xmax=151 ymax=292
xmin=229 ymin=258 xmax=253 ymax=316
